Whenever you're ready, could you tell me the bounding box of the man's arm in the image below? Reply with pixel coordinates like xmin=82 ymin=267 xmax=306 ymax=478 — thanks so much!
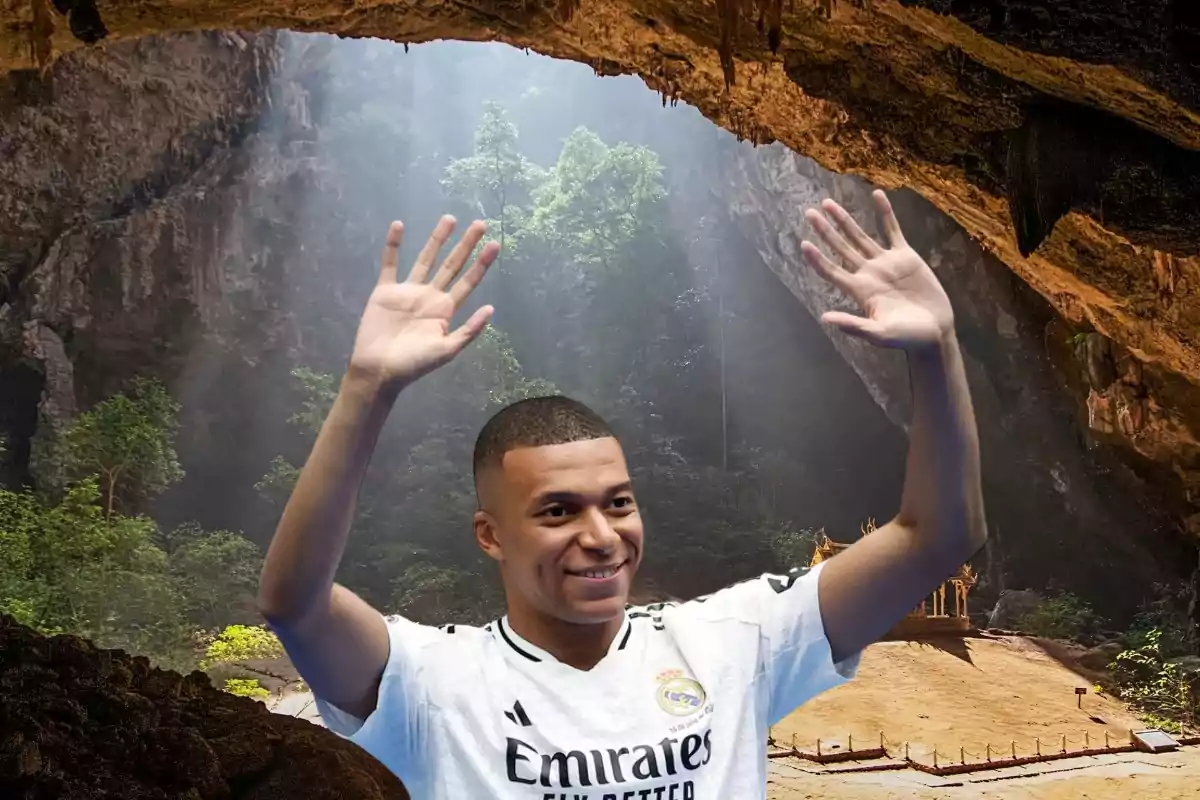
xmin=257 ymin=375 xmax=395 ymax=719
xmin=799 ymin=191 xmax=987 ymax=664
xmin=818 ymin=334 xmax=985 ymax=663
xmin=256 ymin=215 xmax=499 ymax=721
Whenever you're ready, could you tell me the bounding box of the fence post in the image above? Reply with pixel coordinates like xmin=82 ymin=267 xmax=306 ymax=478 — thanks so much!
xmin=1105 ymin=730 xmax=1110 ymax=749
xmin=817 ymin=739 xmax=822 ymax=757
xmin=905 ymin=742 xmax=910 ymax=761
xmin=1084 ymin=732 xmax=1090 ymax=750
xmin=1061 ymin=734 xmax=1067 ymax=754
xmin=933 ymin=747 xmax=938 ymax=769
xmin=791 ymin=733 xmax=797 ymax=754
xmin=848 ymin=733 xmax=853 ymax=752
xmin=1011 ymin=741 xmax=1016 ymax=759
xmin=1036 ymin=738 xmax=1041 ymax=757
xmin=880 ymin=731 xmax=885 ymax=752
xmin=960 ymin=746 xmax=965 ymax=765
xmin=986 ymin=743 xmax=991 ymax=762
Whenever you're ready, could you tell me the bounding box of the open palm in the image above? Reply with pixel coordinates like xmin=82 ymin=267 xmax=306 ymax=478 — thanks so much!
xmin=350 ymin=215 xmax=499 ymax=390
xmin=800 ymin=191 xmax=954 ymax=351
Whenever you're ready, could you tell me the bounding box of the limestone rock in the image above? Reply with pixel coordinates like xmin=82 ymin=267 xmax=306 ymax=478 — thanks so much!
xmin=1078 ymin=641 xmax=1126 ymax=672
xmin=0 ymin=615 xmax=407 ymax=799
xmin=988 ymin=589 xmax=1044 ymax=630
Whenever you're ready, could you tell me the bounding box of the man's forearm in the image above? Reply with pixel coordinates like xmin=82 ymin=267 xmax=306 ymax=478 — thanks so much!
xmin=817 ymin=332 xmax=987 ymax=662
xmin=257 ymin=372 xmax=398 ymax=622
xmin=896 ymin=333 xmax=987 ymax=565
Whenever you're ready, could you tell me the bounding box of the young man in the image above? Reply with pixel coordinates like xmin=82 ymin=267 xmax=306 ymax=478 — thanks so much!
xmin=257 ymin=192 xmax=986 ymax=799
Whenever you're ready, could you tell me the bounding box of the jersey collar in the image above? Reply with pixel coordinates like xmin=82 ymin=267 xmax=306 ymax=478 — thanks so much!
xmin=495 ymin=613 xmax=633 ymax=666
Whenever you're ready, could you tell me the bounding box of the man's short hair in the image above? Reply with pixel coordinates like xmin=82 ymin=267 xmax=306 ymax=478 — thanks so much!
xmin=472 ymin=395 xmax=614 ymax=484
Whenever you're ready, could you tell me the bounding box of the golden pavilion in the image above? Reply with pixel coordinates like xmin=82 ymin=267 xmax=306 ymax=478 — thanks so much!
xmin=809 ymin=519 xmax=978 ymax=638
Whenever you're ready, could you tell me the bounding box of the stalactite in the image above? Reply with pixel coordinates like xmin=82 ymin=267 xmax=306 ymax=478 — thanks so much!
xmin=556 ymin=0 xmax=580 ymax=23
xmin=715 ymin=0 xmax=738 ymax=88
xmin=767 ymin=0 xmax=783 ymax=53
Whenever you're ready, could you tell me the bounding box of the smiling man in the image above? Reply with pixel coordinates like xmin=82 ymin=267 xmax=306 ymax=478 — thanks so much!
xmin=257 ymin=192 xmax=987 ymax=799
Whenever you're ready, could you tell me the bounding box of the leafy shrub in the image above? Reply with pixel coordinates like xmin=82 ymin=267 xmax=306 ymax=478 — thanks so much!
xmin=1015 ymin=592 xmax=1098 ymax=641
xmin=1111 ymin=628 xmax=1198 ymax=733
xmin=200 ymin=624 xmax=283 ymax=670
xmin=224 ymin=678 xmax=270 ymax=699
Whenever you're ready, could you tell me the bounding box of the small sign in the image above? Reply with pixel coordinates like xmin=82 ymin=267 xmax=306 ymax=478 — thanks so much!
xmin=1132 ymin=729 xmax=1180 ymax=753
xmin=1075 ymin=687 xmax=1087 ymax=708
xmin=1075 ymin=688 xmax=1087 ymax=695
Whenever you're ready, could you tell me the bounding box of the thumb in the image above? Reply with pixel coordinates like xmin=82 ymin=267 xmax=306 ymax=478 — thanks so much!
xmin=820 ymin=310 xmax=886 ymax=343
xmin=447 ymin=305 xmax=495 ymax=354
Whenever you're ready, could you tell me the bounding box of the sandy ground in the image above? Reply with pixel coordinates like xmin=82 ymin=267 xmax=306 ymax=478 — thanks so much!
xmin=767 ymin=634 xmax=1198 ymax=799
xmin=771 ymin=635 xmax=1143 ymax=763
xmin=767 ymin=748 xmax=1200 ymax=799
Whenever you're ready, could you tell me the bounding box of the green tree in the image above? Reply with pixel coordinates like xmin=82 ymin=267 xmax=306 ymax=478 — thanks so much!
xmin=166 ymin=522 xmax=261 ymax=632
xmin=52 ymin=378 xmax=184 ymax=518
xmin=525 ymin=127 xmax=665 ymax=271
xmin=442 ymin=101 xmax=543 ymax=254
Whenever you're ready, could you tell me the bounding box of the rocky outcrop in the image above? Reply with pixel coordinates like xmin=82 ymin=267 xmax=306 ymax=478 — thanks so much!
xmin=0 ymin=615 xmax=407 ymax=798
xmin=664 ymin=135 xmax=1195 ymax=614
xmin=0 ymin=32 xmax=355 ymax=515
xmin=1 ymin=2 xmax=1197 ymax=423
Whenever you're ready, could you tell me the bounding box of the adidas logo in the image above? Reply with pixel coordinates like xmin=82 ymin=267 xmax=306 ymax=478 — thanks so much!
xmin=504 ymin=699 xmax=532 ymax=727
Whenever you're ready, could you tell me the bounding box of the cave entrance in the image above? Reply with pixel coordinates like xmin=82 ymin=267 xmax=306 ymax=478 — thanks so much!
xmin=1 ymin=31 xmax=1195 ymax=699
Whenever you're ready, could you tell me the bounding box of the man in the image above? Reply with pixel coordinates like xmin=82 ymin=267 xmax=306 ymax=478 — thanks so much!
xmin=258 ymin=192 xmax=986 ymax=799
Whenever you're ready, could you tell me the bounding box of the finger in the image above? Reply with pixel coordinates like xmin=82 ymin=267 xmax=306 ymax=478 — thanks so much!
xmin=406 ymin=215 xmax=456 ymax=283
xmin=805 ymin=208 xmax=864 ymax=271
xmin=377 ymin=221 xmax=403 ymax=285
xmin=432 ymin=220 xmax=486 ymax=290
xmin=821 ymin=199 xmax=884 ymax=259
xmin=800 ymin=240 xmax=859 ymax=297
xmin=873 ymin=190 xmax=907 ymax=249
xmin=448 ymin=305 xmax=495 ymax=353
xmin=821 ymin=310 xmax=886 ymax=343
xmin=449 ymin=240 xmax=501 ymax=307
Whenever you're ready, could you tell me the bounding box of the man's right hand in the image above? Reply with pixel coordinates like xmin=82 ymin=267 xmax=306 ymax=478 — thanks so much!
xmin=349 ymin=215 xmax=500 ymax=393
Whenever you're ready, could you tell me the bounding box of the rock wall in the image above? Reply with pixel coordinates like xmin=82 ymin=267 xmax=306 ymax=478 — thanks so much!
xmin=1 ymin=1 xmax=1196 ymax=419
xmin=656 ymin=133 xmax=1194 ymax=615
xmin=0 ymin=615 xmax=407 ymax=797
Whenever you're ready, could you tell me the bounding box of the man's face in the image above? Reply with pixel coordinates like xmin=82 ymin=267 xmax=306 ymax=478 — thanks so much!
xmin=474 ymin=437 xmax=643 ymax=625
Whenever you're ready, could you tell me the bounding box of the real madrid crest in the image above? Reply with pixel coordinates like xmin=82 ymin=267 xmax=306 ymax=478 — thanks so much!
xmin=654 ymin=669 xmax=707 ymax=717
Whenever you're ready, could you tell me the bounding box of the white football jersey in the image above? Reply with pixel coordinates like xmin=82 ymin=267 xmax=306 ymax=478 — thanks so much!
xmin=316 ymin=561 xmax=859 ymax=799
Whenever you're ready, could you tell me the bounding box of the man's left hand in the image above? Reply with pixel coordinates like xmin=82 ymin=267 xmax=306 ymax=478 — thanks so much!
xmin=800 ymin=190 xmax=953 ymax=351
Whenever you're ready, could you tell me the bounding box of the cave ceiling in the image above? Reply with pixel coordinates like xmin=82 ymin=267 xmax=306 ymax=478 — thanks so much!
xmin=2 ymin=0 xmax=1200 ymax=514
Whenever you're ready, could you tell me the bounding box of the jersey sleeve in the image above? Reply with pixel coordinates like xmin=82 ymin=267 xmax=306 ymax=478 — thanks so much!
xmin=312 ymin=613 xmax=442 ymax=783
xmin=684 ymin=560 xmax=861 ymax=726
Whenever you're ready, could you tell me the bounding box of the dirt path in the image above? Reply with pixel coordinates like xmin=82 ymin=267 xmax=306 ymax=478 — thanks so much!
xmin=771 ymin=635 xmax=1142 ymax=763
xmin=767 ymin=634 xmax=1197 ymax=799
xmin=767 ymin=748 xmax=1200 ymax=798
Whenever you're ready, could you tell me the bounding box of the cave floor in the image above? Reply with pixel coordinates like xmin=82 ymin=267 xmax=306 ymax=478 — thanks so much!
xmin=767 ymin=747 xmax=1200 ymax=799
xmin=767 ymin=635 xmax=1196 ymax=798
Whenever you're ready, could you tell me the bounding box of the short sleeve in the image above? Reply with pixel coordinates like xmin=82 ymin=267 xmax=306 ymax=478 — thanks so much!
xmin=684 ymin=561 xmax=860 ymax=725
xmin=312 ymin=613 xmax=442 ymax=784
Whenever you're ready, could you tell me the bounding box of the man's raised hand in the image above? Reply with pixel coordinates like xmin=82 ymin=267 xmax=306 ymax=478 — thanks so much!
xmin=349 ymin=215 xmax=499 ymax=392
xmin=800 ymin=190 xmax=954 ymax=351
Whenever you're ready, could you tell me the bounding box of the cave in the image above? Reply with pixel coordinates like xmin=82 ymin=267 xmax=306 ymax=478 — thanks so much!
xmin=1 ymin=1 xmax=1199 ymax=797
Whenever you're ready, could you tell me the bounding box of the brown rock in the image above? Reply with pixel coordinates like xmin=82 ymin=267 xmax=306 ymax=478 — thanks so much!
xmin=1078 ymin=641 xmax=1125 ymax=672
xmin=0 ymin=615 xmax=408 ymax=799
